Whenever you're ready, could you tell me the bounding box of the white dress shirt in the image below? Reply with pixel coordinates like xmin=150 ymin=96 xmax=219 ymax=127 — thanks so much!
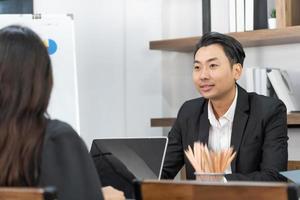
xmin=207 ymin=87 xmax=238 ymax=174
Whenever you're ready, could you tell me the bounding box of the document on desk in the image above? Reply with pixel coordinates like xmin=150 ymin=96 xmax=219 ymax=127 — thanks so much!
xmin=280 ymin=170 xmax=300 ymax=184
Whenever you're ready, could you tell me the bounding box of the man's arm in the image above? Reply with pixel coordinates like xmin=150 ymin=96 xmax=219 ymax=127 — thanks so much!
xmin=226 ymin=100 xmax=288 ymax=181
xmin=161 ymin=107 xmax=186 ymax=179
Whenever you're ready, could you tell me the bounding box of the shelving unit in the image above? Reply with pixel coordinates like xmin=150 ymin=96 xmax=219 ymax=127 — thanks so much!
xmin=151 ymin=113 xmax=300 ymax=127
xmin=150 ymin=26 xmax=300 ymax=127
xmin=150 ymin=25 xmax=300 ymax=52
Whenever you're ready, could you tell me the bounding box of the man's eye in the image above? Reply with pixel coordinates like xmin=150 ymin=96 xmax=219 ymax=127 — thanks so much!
xmin=210 ymin=64 xmax=218 ymax=68
xmin=194 ymin=66 xmax=200 ymax=70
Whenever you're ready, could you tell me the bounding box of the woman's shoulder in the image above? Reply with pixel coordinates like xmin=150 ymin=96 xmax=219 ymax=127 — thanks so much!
xmin=44 ymin=119 xmax=79 ymax=141
xmin=43 ymin=119 xmax=86 ymax=151
xmin=40 ymin=119 xmax=104 ymax=200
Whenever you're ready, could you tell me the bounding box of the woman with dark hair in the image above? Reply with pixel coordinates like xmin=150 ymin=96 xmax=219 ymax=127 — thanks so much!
xmin=0 ymin=25 xmax=123 ymax=200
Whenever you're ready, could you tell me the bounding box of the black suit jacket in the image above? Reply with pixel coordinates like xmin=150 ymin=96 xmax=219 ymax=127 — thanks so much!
xmin=39 ymin=120 xmax=104 ymax=200
xmin=162 ymin=85 xmax=288 ymax=181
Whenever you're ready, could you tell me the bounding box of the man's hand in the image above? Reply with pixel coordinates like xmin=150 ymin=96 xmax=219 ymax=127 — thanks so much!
xmin=102 ymin=186 xmax=125 ymax=200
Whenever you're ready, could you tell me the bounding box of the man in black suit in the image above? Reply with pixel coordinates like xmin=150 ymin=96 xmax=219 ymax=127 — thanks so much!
xmin=161 ymin=32 xmax=288 ymax=181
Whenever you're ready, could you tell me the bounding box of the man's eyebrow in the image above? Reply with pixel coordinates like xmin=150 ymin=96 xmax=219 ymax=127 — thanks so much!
xmin=194 ymin=57 xmax=218 ymax=64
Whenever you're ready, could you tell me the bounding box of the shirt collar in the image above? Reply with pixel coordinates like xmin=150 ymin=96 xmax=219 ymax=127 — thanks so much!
xmin=208 ymin=87 xmax=238 ymax=126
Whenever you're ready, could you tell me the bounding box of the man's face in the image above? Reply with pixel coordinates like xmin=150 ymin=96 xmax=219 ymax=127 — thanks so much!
xmin=193 ymin=44 xmax=242 ymax=101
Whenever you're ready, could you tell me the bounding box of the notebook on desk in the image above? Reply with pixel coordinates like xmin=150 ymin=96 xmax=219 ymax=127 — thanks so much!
xmin=90 ymin=137 xmax=168 ymax=179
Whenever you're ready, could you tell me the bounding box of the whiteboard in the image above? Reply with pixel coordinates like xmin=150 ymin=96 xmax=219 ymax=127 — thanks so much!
xmin=0 ymin=14 xmax=80 ymax=134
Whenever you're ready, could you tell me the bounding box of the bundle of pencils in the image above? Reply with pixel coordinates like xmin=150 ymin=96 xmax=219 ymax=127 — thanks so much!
xmin=184 ymin=142 xmax=236 ymax=173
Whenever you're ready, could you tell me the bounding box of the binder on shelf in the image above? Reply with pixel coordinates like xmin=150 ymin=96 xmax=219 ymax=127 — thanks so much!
xmin=211 ymin=0 xmax=229 ymax=33
xmin=254 ymin=67 xmax=261 ymax=94
xmin=259 ymin=68 xmax=268 ymax=96
xmin=202 ymin=0 xmax=211 ymax=34
xmin=229 ymin=0 xmax=237 ymax=32
xmin=267 ymin=69 xmax=299 ymax=113
xmin=236 ymin=0 xmax=245 ymax=32
xmin=239 ymin=67 xmax=268 ymax=96
xmin=254 ymin=0 xmax=268 ymax=29
xmin=245 ymin=0 xmax=254 ymax=31
xmin=243 ymin=67 xmax=255 ymax=92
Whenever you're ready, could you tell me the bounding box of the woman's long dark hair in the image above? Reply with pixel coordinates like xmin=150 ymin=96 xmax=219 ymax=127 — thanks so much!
xmin=0 ymin=25 xmax=53 ymax=186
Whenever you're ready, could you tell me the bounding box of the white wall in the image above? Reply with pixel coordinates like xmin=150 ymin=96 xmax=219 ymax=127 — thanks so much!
xmin=125 ymin=0 xmax=163 ymax=137
xmin=161 ymin=0 xmax=202 ymax=117
xmin=34 ymin=0 xmax=163 ymax=148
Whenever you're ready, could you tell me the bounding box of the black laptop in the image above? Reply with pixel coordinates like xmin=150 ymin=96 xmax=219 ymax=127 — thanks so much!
xmin=91 ymin=137 xmax=168 ymax=179
xmin=90 ymin=137 xmax=168 ymax=198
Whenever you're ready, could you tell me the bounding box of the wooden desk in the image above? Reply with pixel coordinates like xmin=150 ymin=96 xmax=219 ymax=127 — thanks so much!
xmin=134 ymin=180 xmax=298 ymax=200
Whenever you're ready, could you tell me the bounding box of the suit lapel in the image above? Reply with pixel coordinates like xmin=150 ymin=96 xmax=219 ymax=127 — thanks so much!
xmin=230 ymin=85 xmax=249 ymax=172
xmin=197 ymin=100 xmax=210 ymax=144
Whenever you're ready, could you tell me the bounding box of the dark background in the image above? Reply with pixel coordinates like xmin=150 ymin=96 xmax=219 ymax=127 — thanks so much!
xmin=0 ymin=0 xmax=33 ymax=14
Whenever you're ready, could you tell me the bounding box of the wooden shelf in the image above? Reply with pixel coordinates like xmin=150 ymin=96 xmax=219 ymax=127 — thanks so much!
xmin=287 ymin=113 xmax=300 ymax=125
xmin=150 ymin=26 xmax=300 ymax=52
xmin=151 ymin=113 xmax=300 ymax=127
xmin=151 ymin=118 xmax=176 ymax=127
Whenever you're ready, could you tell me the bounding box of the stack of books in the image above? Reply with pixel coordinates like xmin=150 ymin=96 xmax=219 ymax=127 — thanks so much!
xmin=229 ymin=0 xmax=269 ymax=32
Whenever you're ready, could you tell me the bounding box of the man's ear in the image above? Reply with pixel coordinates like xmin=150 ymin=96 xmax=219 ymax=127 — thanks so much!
xmin=233 ymin=63 xmax=243 ymax=81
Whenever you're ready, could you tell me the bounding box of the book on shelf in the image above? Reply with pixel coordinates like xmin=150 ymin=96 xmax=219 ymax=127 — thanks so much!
xmin=229 ymin=0 xmax=267 ymax=32
xmin=229 ymin=0 xmax=237 ymax=32
xmin=259 ymin=68 xmax=268 ymax=96
xmin=239 ymin=67 xmax=268 ymax=96
xmin=236 ymin=0 xmax=245 ymax=32
xmin=253 ymin=0 xmax=268 ymax=29
xmin=211 ymin=0 xmax=229 ymax=33
xmin=202 ymin=0 xmax=211 ymax=34
xmin=243 ymin=67 xmax=255 ymax=92
xmin=245 ymin=0 xmax=254 ymax=31
xmin=229 ymin=0 xmax=270 ymax=32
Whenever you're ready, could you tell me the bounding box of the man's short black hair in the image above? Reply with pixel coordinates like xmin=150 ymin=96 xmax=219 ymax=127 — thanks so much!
xmin=194 ymin=32 xmax=246 ymax=67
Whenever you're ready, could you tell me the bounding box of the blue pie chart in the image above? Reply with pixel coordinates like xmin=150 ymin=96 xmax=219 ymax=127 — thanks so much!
xmin=47 ymin=39 xmax=58 ymax=55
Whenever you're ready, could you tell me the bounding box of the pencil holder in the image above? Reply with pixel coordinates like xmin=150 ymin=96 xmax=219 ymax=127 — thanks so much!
xmin=194 ymin=172 xmax=226 ymax=182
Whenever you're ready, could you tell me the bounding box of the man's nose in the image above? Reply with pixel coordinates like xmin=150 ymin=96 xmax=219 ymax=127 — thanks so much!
xmin=199 ymin=67 xmax=210 ymax=80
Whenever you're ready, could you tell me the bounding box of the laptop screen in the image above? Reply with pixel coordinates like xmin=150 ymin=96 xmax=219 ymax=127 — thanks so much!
xmin=90 ymin=137 xmax=168 ymax=179
xmin=280 ymin=170 xmax=300 ymax=184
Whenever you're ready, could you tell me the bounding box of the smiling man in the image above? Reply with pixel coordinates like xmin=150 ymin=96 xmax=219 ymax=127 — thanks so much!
xmin=161 ymin=32 xmax=288 ymax=181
